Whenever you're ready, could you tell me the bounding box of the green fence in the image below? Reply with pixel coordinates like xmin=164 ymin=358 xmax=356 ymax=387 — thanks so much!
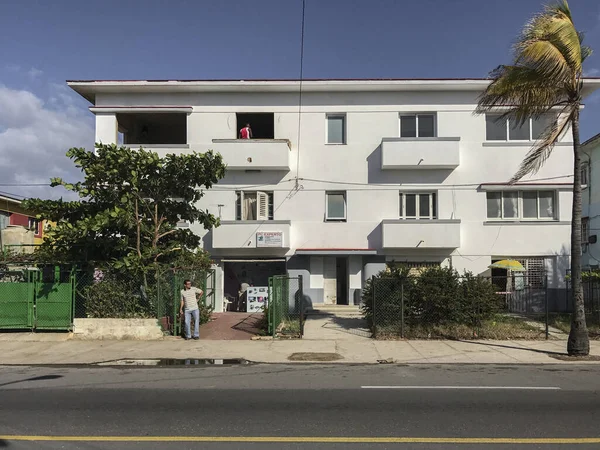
xmin=0 ymin=265 xmax=75 ymax=331
xmin=267 ymin=275 xmax=304 ymax=338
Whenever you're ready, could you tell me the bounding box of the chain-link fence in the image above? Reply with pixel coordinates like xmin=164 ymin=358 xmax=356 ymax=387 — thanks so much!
xmin=564 ymin=273 xmax=600 ymax=338
xmin=74 ymin=267 xmax=214 ymax=336
xmin=268 ymin=275 xmax=305 ymax=338
xmin=367 ymin=274 xmax=550 ymax=340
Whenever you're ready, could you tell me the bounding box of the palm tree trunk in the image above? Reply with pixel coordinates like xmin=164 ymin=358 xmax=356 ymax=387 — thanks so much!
xmin=567 ymin=107 xmax=589 ymax=356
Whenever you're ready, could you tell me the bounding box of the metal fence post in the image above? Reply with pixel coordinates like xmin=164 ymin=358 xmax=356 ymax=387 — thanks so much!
xmin=400 ymin=282 xmax=405 ymax=339
xmin=545 ymin=275 xmax=549 ymax=340
xmin=371 ymin=276 xmax=376 ymax=337
xmin=298 ymin=275 xmax=304 ymax=337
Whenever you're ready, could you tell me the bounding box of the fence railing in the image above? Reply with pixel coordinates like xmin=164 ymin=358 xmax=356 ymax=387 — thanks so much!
xmin=368 ymin=275 xmax=550 ymax=340
xmin=268 ymin=275 xmax=304 ymax=338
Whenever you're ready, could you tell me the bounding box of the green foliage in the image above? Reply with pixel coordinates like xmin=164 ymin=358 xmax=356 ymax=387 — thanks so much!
xmin=24 ymin=143 xmax=226 ymax=271
xmin=362 ymin=263 xmax=503 ymax=337
xmin=82 ymin=272 xmax=154 ymax=319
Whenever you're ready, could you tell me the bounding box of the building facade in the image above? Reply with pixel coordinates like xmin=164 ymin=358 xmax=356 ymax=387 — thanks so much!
xmin=0 ymin=194 xmax=47 ymax=253
xmin=69 ymin=79 xmax=600 ymax=311
xmin=582 ymin=133 xmax=600 ymax=268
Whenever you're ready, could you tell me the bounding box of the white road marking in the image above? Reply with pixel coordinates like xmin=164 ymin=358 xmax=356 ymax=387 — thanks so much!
xmin=361 ymin=385 xmax=561 ymax=390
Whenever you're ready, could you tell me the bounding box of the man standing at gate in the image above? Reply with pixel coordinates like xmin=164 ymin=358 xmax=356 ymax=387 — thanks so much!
xmin=179 ymin=280 xmax=203 ymax=340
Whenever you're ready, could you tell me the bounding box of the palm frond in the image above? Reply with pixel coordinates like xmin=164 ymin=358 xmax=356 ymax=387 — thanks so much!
xmin=516 ymin=3 xmax=582 ymax=77
xmin=510 ymin=106 xmax=573 ymax=183
xmin=476 ymin=65 xmax=566 ymax=124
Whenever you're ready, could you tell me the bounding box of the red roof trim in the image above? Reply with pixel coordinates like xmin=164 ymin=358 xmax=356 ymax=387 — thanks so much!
xmin=66 ymin=77 xmax=600 ymax=83
xmin=480 ymin=182 xmax=573 ymax=186
xmin=297 ymin=248 xmax=374 ymax=251
xmin=91 ymin=105 xmax=193 ymax=109
xmin=67 ymin=77 xmax=495 ymax=83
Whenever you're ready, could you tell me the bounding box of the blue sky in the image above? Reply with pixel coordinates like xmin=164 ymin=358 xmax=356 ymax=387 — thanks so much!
xmin=0 ymin=0 xmax=599 ymax=198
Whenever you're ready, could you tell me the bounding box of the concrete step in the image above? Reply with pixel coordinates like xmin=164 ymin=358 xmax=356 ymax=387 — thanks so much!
xmin=307 ymin=304 xmax=362 ymax=315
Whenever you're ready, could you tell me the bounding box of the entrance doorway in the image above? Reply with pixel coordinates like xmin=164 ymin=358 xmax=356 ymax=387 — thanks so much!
xmin=336 ymin=257 xmax=348 ymax=305
xmin=223 ymin=260 xmax=286 ymax=311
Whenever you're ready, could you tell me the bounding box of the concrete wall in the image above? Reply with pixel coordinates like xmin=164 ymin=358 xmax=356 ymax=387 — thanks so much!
xmin=73 ymin=318 xmax=164 ymax=340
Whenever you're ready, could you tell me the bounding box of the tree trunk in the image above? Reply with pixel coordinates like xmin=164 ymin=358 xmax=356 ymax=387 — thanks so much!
xmin=567 ymin=108 xmax=589 ymax=356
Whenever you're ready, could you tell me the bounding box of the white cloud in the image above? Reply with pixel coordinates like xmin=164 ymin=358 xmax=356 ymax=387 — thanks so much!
xmin=5 ymin=63 xmax=20 ymax=72
xmin=27 ymin=68 xmax=43 ymax=79
xmin=0 ymin=84 xmax=94 ymax=199
xmin=584 ymin=68 xmax=600 ymax=77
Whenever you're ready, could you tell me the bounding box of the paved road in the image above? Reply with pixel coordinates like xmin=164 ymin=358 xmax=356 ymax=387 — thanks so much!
xmin=1 ymin=364 xmax=600 ymax=449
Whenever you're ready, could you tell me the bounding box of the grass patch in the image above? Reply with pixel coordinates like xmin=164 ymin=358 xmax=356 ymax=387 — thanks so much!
xmin=547 ymin=314 xmax=600 ymax=339
xmin=374 ymin=315 xmax=546 ymax=340
xmin=288 ymin=352 xmax=343 ymax=362
xmin=276 ymin=319 xmax=302 ymax=338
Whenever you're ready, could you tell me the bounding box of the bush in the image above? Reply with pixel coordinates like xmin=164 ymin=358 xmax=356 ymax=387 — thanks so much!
xmin=82 ymin=273 xmax=155 ymax=319
xmin=364 ymin=264 xmax=503 ymax=337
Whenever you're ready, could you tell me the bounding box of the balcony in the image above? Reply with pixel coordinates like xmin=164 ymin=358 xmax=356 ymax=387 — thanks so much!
xmin=211 ymin=139 xmax=291 ymax=171
xmin=212 ymin=221 xmax=291 ymax=249
xmin=382 ymin=220 xmax=461 ymax=249
xmin=381 ymin=137 xmax=460 ymax=170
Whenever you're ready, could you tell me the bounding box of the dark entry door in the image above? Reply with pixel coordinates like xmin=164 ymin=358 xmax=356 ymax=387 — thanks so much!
xmin=336 ymin=257 xmax=348 ymax=305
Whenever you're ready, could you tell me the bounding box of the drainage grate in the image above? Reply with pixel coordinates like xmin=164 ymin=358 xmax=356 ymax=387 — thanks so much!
xmin=95 ymin=358 xmax=249 ymax=366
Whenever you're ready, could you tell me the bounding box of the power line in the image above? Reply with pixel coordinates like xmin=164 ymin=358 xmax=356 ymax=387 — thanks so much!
xmin=295 ymin=0 xmax=306 ymax=187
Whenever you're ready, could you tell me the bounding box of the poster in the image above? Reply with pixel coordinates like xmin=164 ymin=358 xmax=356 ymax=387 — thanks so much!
xmin=246 ymin=286 xmax=269 ymax=313
xmin=256 ymin=232 xmax=283 ymax=248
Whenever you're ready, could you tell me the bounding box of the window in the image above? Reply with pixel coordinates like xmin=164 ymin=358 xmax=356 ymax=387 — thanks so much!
xmin=0 ymin=211 xmax=8 ymax=231
xmin=116 ymin=113 xmax=187 ymax=145
xmin=485 ymin=114 xmax=555 ymax=141
xmin=28 ymin=218 xmax=41 ymax=236
xmin=583 ymin=217 xmax=589 ymax=244
xmin=492 ymin=257 xmax=546 ymax=289
xmin=582 ymin=162 xmax=589 ymax=187
xmin=236 ymin=113 xmax=274 ymax=139
xmin=236 ymin=191 xmax=274 ymax=221
xmin=399 ymin=192 xmax=437 ymax=219
xmin=400 ymin=114 xmax=435 ymax=138
xmin=486 ymin=191 xmax=556 ymax=220
xmin=326 ymin=114 xmax=346 ymax=144
xmin=326 ymin=192 xmax=346 ymax=221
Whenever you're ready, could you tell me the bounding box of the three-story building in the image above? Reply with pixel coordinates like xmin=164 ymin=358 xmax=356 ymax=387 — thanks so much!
xmin=69 ymin=78 xmax=600 ymax=311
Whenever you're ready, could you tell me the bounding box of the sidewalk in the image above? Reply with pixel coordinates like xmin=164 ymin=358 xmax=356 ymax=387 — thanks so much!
xmin=0 ymin=333 xmax=599 ymax=365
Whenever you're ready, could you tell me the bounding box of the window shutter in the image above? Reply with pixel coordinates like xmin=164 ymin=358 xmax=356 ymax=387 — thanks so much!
xmin=257 ymin=191 xmax=269 ymax=220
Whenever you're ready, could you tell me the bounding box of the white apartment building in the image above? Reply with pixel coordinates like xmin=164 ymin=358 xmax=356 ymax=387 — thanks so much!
xmin=582 ymin=133 xmax=600 ymax=268
xmin=69 ymin=78 xmax=600 ymax=312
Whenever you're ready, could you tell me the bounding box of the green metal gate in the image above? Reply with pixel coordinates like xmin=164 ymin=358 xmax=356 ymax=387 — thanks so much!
xmin=34 ymin=267 xmax=76 ymax=330
xmin=267 ymin=275 xmax=304 ymax=338
xmin=157 ymin=268 xmax=216 ymax=337
xmin=0 ymin=266 xmax=75 ymax=331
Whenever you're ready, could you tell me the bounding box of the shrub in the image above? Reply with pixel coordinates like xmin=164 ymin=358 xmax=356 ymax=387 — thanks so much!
xmin=83 ymin=273 xmax=155 ymax=319
xmin=364 ymin=264 xmax=504 ymax=336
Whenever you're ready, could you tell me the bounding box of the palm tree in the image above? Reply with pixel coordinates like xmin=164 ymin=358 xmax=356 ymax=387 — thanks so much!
xmin=475 ymin=1 xmax=593 ymax=355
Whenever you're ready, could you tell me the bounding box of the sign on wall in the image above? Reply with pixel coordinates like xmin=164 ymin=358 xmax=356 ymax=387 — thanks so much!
xmin=256 ymin=231 xmax=283 ymax=248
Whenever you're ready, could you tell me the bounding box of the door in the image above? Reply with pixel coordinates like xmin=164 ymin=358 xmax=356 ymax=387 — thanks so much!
xmin=0 ymin=269 xmax=34 ymax=329
xmin=336 ymin=257 xmax=348 ymax=305
xmin=35 ymin=267 xmax=75 ymax=330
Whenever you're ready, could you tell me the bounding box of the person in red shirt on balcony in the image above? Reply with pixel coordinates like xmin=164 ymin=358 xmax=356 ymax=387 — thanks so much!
xmin=239 ymin=123 xmax=252 ymax=139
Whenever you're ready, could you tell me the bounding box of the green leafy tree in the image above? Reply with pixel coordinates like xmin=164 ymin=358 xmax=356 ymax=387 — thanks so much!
xmin=475 ymin=1 xmax=593 ymax=355
xmin=24 ymin=143 xmax=226 ymax=272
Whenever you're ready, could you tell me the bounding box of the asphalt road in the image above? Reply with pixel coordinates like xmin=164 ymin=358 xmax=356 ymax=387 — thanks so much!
xmin=1 ymin=364 xmax=600 ymax=449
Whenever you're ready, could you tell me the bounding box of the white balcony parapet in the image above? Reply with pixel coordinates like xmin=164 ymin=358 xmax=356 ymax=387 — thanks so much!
xmin=382 ymin=219 xmax=461 ymax=249
xmin=211 ymin=139 xmax=291 ymax=171
xmin=381 ymin=137 xmax=460 ymax=170
xmin=212 ymin=220 xmax=291 ymax=249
